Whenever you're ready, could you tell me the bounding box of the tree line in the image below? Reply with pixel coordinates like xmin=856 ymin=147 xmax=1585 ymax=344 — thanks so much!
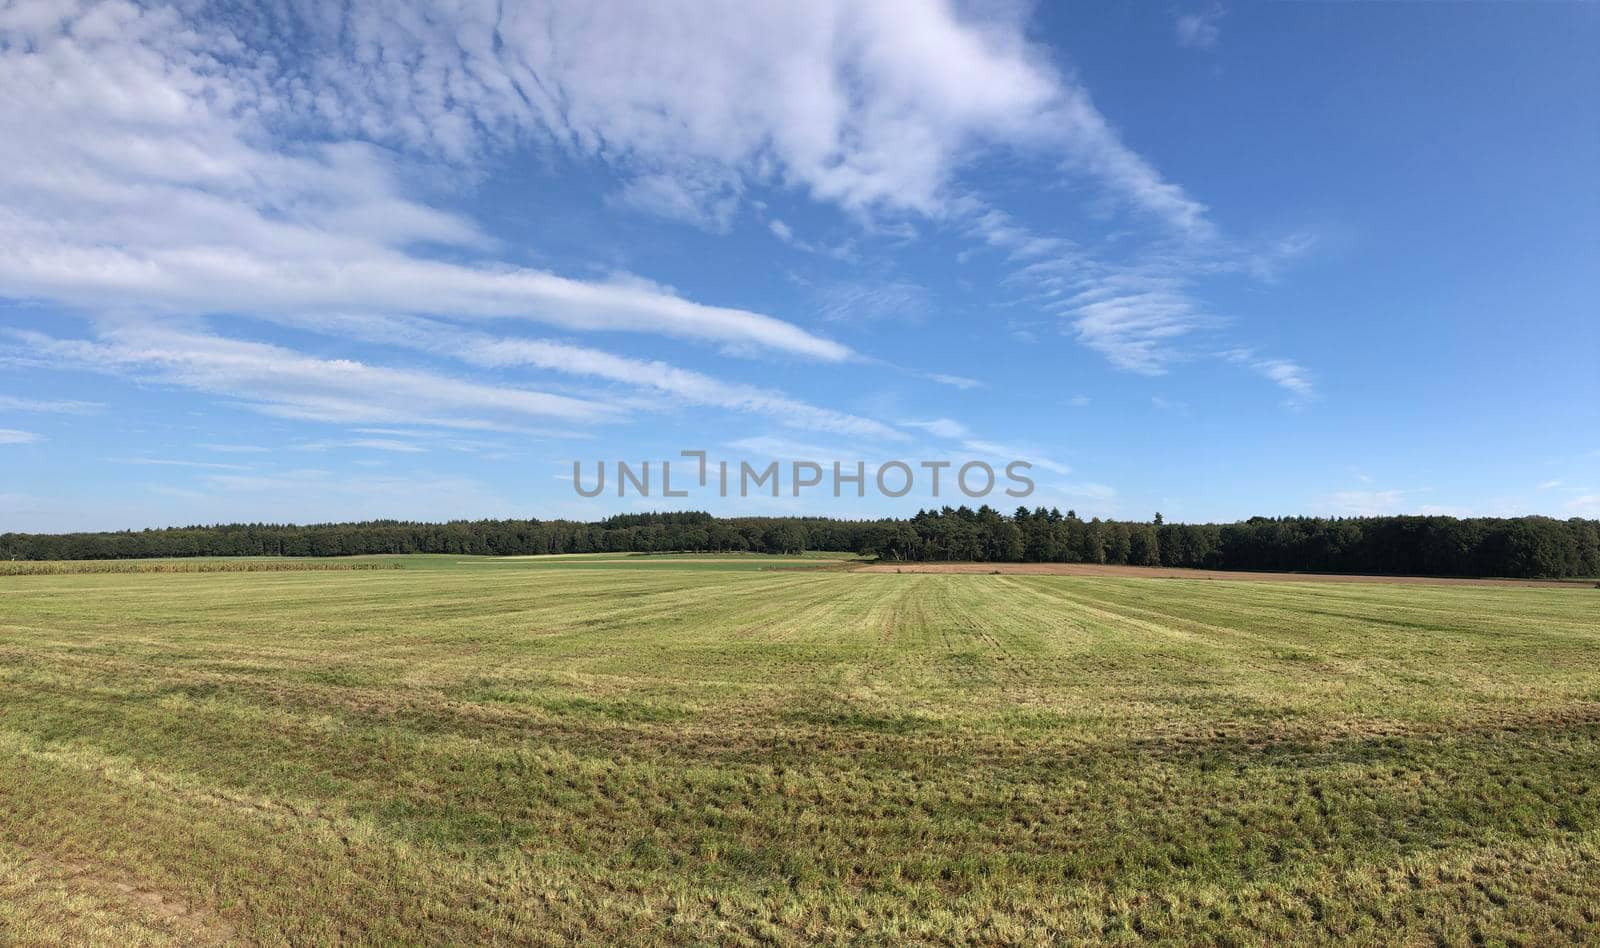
xmin=2 ymin=508 xmax=1597 ymax=579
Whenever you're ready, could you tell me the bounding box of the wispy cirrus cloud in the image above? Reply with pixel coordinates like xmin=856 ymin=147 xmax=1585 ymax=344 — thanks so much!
xmin=612 ymin=172 xmax=743 ymax=234
xmin=1063 ymin=271 xmax=1215 ymax=374
xmin=260 ymin=312 xmax=907 ymax=442
xmin=0 ymin=395 xmax=103 ymax=414
xmin=962 ymin=439 xmax=1071 ymax=476
xmin=1223 ymin=348 xmax=1316 ymax=402
xmin=446 ymin=329 xmax=907 ymax=442
xmin=979 ymin=207 xmax=1317 ymax=386
xmin=1252 ymin=359 xmax=1315 ymax=400
xmin=0 ymin=428 xmax=40 ymax=445
xmin=6 ymin=324 xmax=619 ymax=431
xmin=294 ymin=439 xmax=430 ymax=454
xmin=1176 ymin=6 xmax=1226 ymax=50
xmin=925 ymin=373 xmax=984 ymax=391
xmin=115 ymin=458 xmax=252 ymax=470
xmin=814 ymin=281 xmax=929 ymax=324
xmin=903 ymin=418 xmax=971 ymax=440
xmin=962 ymin=203 xmax=1221 ymax=375
xmin=964 ymin=208 xmax=1075 ymax=262
xmin=768 ymin=219 xmax=857 ymax=260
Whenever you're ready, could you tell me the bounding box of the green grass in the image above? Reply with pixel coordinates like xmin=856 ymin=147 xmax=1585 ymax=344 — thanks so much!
xmin=429 ymin=551 xmax=867 ymax=572
xmin=0 ymin=559 xmax=403 ymax=575
xmin=0 ymin=557 xmax=1597 ymax=944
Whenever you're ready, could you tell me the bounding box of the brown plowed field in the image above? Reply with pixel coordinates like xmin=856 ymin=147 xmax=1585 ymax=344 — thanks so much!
xmin=851 ymin=560 xmax=1595 ymax=588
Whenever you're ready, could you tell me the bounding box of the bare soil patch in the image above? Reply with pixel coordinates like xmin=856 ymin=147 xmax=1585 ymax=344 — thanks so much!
xmin=852 ymin=561 xmax=1593 ymax=588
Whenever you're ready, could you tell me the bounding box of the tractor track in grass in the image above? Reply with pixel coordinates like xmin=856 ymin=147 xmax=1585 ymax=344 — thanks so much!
xmin=852 ymin=561 xmax=1595 ymax=588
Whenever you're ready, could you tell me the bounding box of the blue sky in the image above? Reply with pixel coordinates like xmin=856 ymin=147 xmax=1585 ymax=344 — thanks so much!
xmin=1 ymin=0 xmax=1596 ymax=531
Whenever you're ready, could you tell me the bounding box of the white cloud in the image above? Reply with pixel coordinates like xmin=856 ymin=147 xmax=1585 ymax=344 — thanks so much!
xmin=613 ymin=172 xmax=741 ymax=233
xmin=903 ymin=418 xmax=970 ymax=439
xmin=351 ymin=429 xmax=424 ymax=438
xmin=967 ymin=208 xmax=1073 ymax=261
xmin=0 ymin=428 xmax=40 ymax=444
xmin=977 ymin=208 xmax=1315 ymax=385
xmin=815 ymin=281 xmax=928 ymax=323
xmin=1070 ymin=285 xmax=1207 ymax=372
xmin=56 ymin=309 xmax=902 ymax=442
xmin=1252 ymin=359 xmax=1314 ymax=399
xmin=1538 ymin=479 xmax=1562 ymax=490
xmin=116 ymin=458 xmax=251 ymax=470
xmin=350 ymin=439 xmax=428 ymax=453
xmin=1568 ymin=495 xmax=1600 ymax=517
xmin=295 ymin=439 xmax=429 ymax=454
xmin=963 ymin=439 xmax=1071 ymax=475
xmin=767 ymin=220 xmax=856 ymax=260
xmin=1222 ymin=348 xmax=1316 ymax=402
xmin=303 ymin=429 xmax=515 ymax=457
xmin=9 ymin=324 xmax=619 ymax=431
xmin=723 ymin=435 xmax=860 ymax=462
xmin=434 ymin=322 xmax=906 ymax=441
xmin=0 ymin=395 xmax=102 ymax=414
xmin=1004 ymin=247 xmax=1221 ymax=374
xmin=927 ymin=373 xmax=983 ymax=390
xmin=1176 ymin=7 xmax=1225 ymax=50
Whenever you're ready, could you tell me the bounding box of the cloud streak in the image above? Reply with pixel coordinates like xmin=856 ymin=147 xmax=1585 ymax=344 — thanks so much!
xmin=8 ymin=324 xmax=619 ymax=431
xmin=1223 ymin=349 xmax=1317 ymax=401
xmin=411 ymin=321 xmax=907 ymax=441
xmin=171 ymin=312 xmax=908 ymax=442
xmin=0 ymin=395 xmax=103 ymax=414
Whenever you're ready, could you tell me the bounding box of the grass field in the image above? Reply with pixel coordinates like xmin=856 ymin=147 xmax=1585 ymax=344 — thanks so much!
xmin=2 ymin=553 xmax=1598 ymax=944
xmin=0 ymin=559 xmax=404 ymax=575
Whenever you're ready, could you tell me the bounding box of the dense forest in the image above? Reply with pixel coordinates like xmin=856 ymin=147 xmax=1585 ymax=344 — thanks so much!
xmin=4 ymin=509 xmax=1598 ymax=579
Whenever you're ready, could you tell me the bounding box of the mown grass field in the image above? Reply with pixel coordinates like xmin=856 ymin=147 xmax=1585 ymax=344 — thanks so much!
xmin=1 ymin=553 xmax=1598 ymax=945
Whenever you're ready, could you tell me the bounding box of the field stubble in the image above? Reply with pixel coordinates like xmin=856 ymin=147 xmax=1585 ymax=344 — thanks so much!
xmin=0 ymin=554 xmax=1597 ymax=944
